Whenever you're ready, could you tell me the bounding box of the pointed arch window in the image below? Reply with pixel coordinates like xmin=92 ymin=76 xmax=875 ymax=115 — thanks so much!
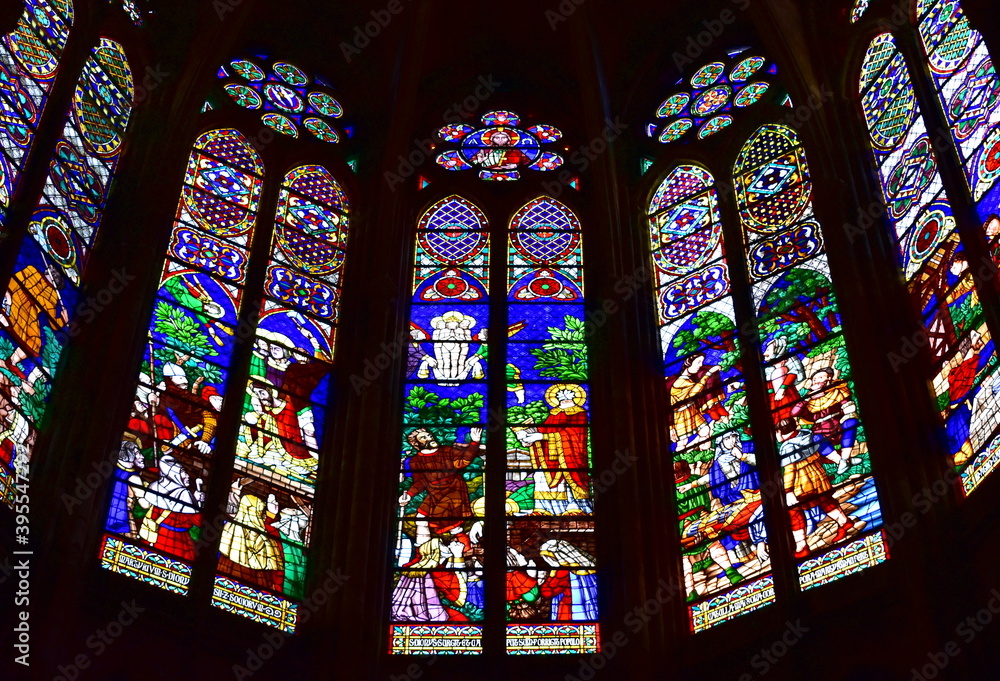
xmin=0 ymin=36 xmax=133 ymax=506
xmin=100 ymin=57 xmax=354 ymax=633
xmin=647 ymin=57 xmax=889 ymax=634
xmin=858 ymin=26 xmax=1000 ymax=494
xmin=390 ymin=194 xmax=599 ymax=655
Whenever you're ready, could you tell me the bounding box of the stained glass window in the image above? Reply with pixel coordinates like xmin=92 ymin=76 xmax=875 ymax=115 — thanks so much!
xmin=505 ymin=197 xmax=598 ymax=654
xmin=1 ymin=37 xmax=132 ymax=507
xmin=390 ymin=195 xmax=599 ymax=655
xmin=391 ymin=195 xmax=489 ymax=654
xmin=649 ymin=165 xmax=777 ymax=632
xmin=99 ymin=129 xmax=264 ymax=594
xmin=214 ymin=165 xmax=348 ymax=631
xmin=734 ymin=124 xmax=888 ymax=589
xmin=850 ymin=0 xmax=871 ymax=23
xmin=649 ymin=50 xmax=783 ymax=145
xmin=436 ymin=111 xmax=564 ymax=181
xmin=914 ymin=1 xmax=1000 ymax=223
xmin=217 ymin=57 xmax=344 ymax=144
xmin=0 ymin=0 xmax=73 ymax=224
xmin=859 ymin=33 xmax=1000 ymax=494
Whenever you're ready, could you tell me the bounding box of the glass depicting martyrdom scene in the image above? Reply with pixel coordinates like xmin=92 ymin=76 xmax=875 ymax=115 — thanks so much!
xmin=649 ymin=165 xmax=777 ymax=634
xmin=391 ymin=195 xmax=489 ymax=654
xmin=0 ymin=0 xmax=73 ymax=225
xmin=504 ymin=197 xmax=598 ymax=654
xmin=1 ymin=38 xmax=133 ymax=507
xmin=735 ymin=124 xmax=887 ymax=590
xmin=859 ymin=32 xmax=1000 ymax=495
xmin=100 ymin=129 xmax=264 ymax=596
xmin=214 ymin=165 xmax=349 ymax=632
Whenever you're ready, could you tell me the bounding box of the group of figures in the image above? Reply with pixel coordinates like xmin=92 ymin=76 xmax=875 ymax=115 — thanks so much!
xmin=102 ymin=129 xmax=347 ymax=621
xmin=650 ymin=130 xmax=888 ymax=626
xmin=858 ymin=1 xmax=1000 ymax=495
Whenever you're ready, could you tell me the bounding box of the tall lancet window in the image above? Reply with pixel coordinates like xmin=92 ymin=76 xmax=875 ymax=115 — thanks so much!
xmin=100 ymin=56 xmax=353 ymax=633
xmin=858 ymin=30 xmax=1000 ymax=494
xmin=390 ymin=193 xmax=599 ymax=655
xmin=647 ymin=49 xmax=888 ymax=634
xmin=0 ymin=37 xmax=133 ymax=506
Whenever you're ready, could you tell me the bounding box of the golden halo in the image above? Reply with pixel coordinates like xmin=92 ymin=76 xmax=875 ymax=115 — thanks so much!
xmin=544 ymin=383 xmax=587 ymax=407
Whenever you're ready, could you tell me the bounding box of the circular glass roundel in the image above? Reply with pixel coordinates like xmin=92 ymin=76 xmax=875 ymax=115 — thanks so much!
xmin=659 ymin=118 xmax=693 ymax=143
xmin=273 ymin=61 xmax=309 ymax=86
xmin=657 ymin=92 xmax=690 ymax=118
xmin=691 ymin=62 xmax=725 ymax=88
xmin=308 ymin=91 xmax=343 ymax=118
xmin=730 ymin=56 xmax=765 ymax=83
xmin=230 ymin=59 xmax=264 ymax=82
xmin=734 ymin=82 xmax=770 ymax=107
xmin=304 ymin=118 xmax=340 ymax=143
xmin=224 ymin=83 xmax=262 ymax=109
xmin=261 ymin=113 xmax=299 ymax=138
xmin=264 ymin=84 xmax=304 ymax=113
xmin=698 ymin=115 xmax=733 ymax=139
xmin=690 ymin=85 xmax=731 ymax=116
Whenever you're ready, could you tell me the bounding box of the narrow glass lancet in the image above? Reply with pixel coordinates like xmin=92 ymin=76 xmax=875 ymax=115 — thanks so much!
xmin=859 ymin=33 xmax=1000 ymax=494
xmin=0 ymin=0 xmax=74 ymax=224
xmin=100 ymin=129 xmax=263 ymax=592
xmin=915 ymin=0 xmax=1000 ymax=213
xmin=734 ymin=124 xmax=888 ymax=588
xmin=648 ymin=165 xmax=776 ymax=633
xmin=390 ymin=195 xmax=489 ymax=654
xmin=212 ymin=165 xmax=349 ymax=632
xmin=0 ymin=37 xmax=132 ymax=507
xmin=505 ymin=197 xmax=599 ymax=654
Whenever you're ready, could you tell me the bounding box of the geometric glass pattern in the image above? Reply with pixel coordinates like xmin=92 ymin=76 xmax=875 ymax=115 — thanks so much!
xmin=391 ymin=195 xmax=489 ymax=654
xmin=735 ymin=124 xmax=888 ymax=587
xmin=1 ymin=37 xmax=132 ymax=508
xmin=860 ymin=32 xmax=1000 ymax=496
xmin=217 ymin=56 xmax=345 ymax=144
xmin=649 ymin=49 xmax=783 ymax=144
xmin=916 ymin=0 xmax=1000 ymax=207
xmin=648 ymin=165 xmax=778 ymax=631
xmin=0 ymin=0 xmax=73 ymax=225
xmin=505 ymin=197 xmax=599 ymax=654
xmin=436 ymin=110 xmax=564 ymax=181
xmin=100 ymin=129 xmax=264 ymax=594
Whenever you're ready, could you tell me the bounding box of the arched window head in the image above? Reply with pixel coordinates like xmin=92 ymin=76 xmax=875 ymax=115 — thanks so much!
xmin=1 ymin=36 xmax=132 ymax=507
xmin=0 ymin=0 xmax=74 ymax=222
xmin=859 ymin=32 xmax=1000 ymax=494
xmin=914 ymin=0 xmax=1000 ymax=208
